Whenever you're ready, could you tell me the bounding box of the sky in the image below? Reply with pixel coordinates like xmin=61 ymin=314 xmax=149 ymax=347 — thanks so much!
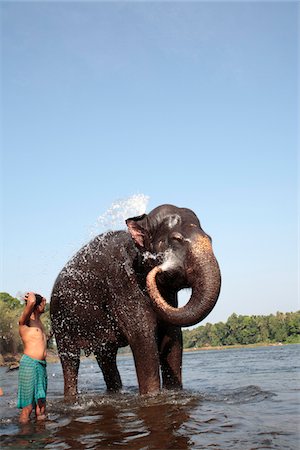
xmin=1 ymin=1 xmax=298 ymax=325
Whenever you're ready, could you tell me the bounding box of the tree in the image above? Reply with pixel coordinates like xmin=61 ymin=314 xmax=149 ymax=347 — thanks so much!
xmin=182 ymin=310 xmax=300 ymax=349
xmin=0 ymin=293 xmax=23 ymax=354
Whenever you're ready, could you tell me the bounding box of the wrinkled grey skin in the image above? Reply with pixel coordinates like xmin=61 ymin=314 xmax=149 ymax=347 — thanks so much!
xmin=50 ymin=204 xmax=221 ymax=399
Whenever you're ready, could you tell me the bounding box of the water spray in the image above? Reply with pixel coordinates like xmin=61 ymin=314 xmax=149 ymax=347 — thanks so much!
xmin=89 ymin=194 xmax=149 ymax=238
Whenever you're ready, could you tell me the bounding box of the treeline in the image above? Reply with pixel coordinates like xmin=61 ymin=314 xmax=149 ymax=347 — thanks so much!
xmin=183 ymin=311 xmax=300 ymax=349
xmin=0 ymin=292 xmax=52 ymax=354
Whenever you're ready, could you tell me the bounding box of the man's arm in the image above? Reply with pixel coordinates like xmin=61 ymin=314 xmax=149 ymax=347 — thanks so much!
xmin=19 ymin=292 xmax=36 ymax=326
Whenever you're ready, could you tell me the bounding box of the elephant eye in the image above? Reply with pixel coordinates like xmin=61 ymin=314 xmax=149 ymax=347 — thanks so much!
xmin=170 ymin=232 xmax=184 ymax=242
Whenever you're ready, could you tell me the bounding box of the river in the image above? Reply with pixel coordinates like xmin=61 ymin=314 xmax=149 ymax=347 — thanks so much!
xmin=0 ymin=345 xmax=299 ymax=449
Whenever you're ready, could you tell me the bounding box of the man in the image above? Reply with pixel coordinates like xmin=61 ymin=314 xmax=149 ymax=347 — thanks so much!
xmin=18 ymin=292 xmax=48 ymax=423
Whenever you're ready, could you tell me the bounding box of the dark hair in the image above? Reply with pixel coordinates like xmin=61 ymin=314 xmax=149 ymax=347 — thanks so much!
xmin=35 ymin=294 xmax=44 ymax=307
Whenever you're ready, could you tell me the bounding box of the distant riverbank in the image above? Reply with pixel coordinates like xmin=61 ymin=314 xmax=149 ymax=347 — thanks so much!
xmin=2 ymin=342 xmax=297 ymax=368
xmin=184 ymin=342 xmax=289 ymax=352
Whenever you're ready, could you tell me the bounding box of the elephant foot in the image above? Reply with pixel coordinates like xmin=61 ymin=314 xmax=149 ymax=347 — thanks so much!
xmin=63 ymin=380 xmax=79 ymax=403
xmin=137 ymin=375 xmax=160 ymax=396
xmin=162 ymin=382 xmax=182 ymax=391
xmin=104 ymin=375 xmax=122 ymax=393
xmin=140 ymin=388 xmax=160 ymax=398
xmin=64 ymin=392 xmax=78 ymax=403
xmin=106 ymin=381 xmax=122 ymax=394
xmin=161 ymin=371 xmax=182 ymax=390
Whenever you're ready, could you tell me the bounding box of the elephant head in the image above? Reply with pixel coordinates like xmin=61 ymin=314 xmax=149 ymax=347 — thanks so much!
xmin=126 ymin=204 xmax=221 ymax=327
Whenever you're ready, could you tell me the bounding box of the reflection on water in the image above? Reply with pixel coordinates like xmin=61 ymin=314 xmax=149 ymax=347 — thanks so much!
xmin=1 ymin=345 xmax=299 ymax=449
xmin=1 ymin=393 xmax=198 ymax=449
xmin=49 ymin=394 xmax=196 ymax=450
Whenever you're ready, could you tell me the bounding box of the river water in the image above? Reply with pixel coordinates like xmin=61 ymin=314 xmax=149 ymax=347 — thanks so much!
xmin=0 ymin=345 xmax=299 ymax=449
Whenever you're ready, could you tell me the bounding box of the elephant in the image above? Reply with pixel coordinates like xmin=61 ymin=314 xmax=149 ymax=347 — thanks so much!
xmin=50 ymin=204 xmax=221 ymax=399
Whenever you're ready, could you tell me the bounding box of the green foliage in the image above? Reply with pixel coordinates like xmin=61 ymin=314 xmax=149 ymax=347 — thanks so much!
xmin=0 ymin=292 xmax=21 ymax=309
xmin=0 ymin=293 xmax=23 ymax=354
xmin=0 ymin=292 xmax=52 ymax=355
xmin=183 ymin=311 xmax=300 ymax=349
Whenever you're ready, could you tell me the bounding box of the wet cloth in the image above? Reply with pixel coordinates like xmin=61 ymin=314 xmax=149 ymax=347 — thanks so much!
xmin=17 ymin=354 xmax=47 ymax=409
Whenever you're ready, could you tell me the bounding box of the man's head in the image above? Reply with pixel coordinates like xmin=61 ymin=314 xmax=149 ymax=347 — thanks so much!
xmin=34 ymin=294 xmax=46 ymax=313
xmin=25 ymin=292 xmax=46 ymax=314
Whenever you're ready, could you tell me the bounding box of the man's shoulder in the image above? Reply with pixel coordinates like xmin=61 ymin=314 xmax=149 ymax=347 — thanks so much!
xmin=19 ymin=322 xmax=31 ymax=333
xmin=19 ymin=322 xmax=29 ymax=328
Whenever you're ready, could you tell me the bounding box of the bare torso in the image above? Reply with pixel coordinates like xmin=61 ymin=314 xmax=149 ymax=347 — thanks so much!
xmin=19 ymin=319 xmax=47 ymax=360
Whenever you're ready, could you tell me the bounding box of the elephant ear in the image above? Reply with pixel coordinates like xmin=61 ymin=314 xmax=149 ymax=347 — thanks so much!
xmin=126 ymin=214 xmax=151 ymax=249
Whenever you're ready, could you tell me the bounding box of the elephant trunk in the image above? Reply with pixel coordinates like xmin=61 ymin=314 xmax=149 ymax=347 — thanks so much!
xmin=146 ymin=234 xmax=221 ymax=327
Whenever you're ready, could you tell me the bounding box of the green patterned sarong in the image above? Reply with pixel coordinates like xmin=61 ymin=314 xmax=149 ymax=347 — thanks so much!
xmin=17 ymin=354 xmax=47 ymax=409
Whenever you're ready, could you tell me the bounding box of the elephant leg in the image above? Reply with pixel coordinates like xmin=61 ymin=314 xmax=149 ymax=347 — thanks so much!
xmin=159 ymin=327 xmax=183 ymax=390
xmin=130 ymin=331 xmax=161 ymax=395
xmin=57 ymin=338 xmax=80 ymax=401
xmin=94 ymin=345 xmax=122 ymax=392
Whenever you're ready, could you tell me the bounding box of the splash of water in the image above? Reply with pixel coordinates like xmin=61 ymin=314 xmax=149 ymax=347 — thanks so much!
xmin=90 ymin=194 xmax=149 ymax=238
xmin=160 ymin=249 xmax=181 ymax=271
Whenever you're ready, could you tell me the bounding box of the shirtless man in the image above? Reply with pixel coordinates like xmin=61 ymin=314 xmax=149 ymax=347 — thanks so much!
xmin=18 ymin=292 xmax=48 ymax=423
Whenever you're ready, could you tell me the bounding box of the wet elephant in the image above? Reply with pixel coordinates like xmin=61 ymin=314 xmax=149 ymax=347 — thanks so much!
xmin=50 ymin=204 xmax=221 ymax=399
